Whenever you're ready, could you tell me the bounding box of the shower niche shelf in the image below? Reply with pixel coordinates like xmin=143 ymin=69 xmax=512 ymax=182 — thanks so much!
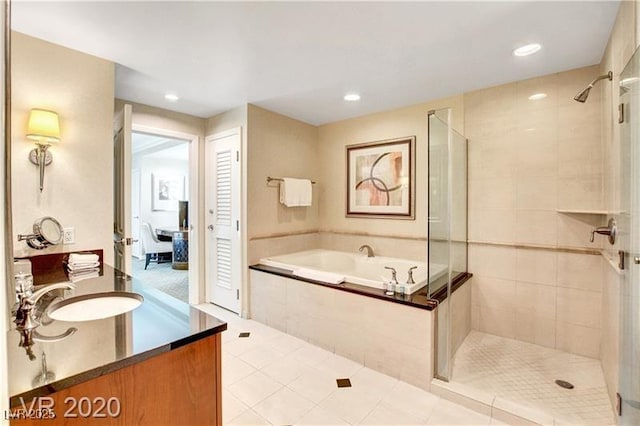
xmin=556 ymin=209 xmax=608 ymax=215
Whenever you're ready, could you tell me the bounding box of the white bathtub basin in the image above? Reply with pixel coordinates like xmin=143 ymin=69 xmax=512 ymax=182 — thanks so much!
xmin=260 ymin=249 xmax=447 ymax=294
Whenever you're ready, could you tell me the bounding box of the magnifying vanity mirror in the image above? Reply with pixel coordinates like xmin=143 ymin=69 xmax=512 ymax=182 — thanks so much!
xmin=17 ymin=217 xmax=64 ymax=250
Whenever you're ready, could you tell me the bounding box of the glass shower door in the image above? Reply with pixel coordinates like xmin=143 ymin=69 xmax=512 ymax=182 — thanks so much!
xmin=428 ymin=109 xmax=467 ymax=381
xmin=619 ymin=47 xmax=640 ymax=425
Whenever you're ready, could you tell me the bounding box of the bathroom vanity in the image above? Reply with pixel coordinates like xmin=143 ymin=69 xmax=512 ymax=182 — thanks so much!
xmin=6 ymin=265 xmax=226 ymax=425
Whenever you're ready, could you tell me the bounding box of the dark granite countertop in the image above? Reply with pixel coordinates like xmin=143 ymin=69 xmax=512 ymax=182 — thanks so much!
xmin=249 ymin=264 xmax=472 ymax=311
xmin=8 ymin=265 xmax=227 ymax=406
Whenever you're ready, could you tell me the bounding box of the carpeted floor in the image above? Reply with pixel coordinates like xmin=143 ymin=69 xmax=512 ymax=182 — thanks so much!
xmin=131 ymin=258 xmax=189 ymax=303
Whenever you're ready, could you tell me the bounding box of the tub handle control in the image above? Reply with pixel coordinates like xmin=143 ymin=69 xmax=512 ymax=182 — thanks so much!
xmin=384 ymin=266 xmax=398 ymax=284
xmin=407 ymin=266 xmax=418 ymax=285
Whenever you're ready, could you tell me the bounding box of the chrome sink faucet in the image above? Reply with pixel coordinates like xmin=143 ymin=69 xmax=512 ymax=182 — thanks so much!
xmin=359 ymin=244 xmax=375 ymax=258
xmin=14 ymin=279 xmax=76 ymax=360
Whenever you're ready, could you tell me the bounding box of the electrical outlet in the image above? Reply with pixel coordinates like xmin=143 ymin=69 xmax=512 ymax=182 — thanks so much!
xmin=63 ymin=227 xmax=75 ymax=244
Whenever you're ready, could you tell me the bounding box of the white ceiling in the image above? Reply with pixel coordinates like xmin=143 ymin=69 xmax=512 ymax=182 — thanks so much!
xmin=132 ymin=132 xmax=189 ymax=161
xmin=12 ymin=1 xmax=619 ymax=125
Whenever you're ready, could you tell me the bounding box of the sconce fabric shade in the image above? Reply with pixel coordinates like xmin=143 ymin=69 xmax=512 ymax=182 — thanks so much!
xmin=27 ymin=109 xmax=60 ymax=144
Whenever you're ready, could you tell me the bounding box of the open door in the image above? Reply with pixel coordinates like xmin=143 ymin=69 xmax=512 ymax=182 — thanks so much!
xmin=205 ymin=128 xmax=241 ymax=313
xmin=113 ymin=103 xmax=133 ymax=274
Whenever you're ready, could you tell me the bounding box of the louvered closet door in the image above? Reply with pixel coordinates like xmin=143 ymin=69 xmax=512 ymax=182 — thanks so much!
xmin=205 ymin=130 xmax=241 ymax=313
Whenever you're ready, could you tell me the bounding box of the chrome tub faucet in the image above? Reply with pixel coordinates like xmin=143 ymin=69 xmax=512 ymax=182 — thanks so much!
xmin=359 ymin=244 xmax=375 ymax=258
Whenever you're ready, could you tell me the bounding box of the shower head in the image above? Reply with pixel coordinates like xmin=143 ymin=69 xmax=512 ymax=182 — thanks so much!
xmin=574 ymin=87 xmax=592 ymax=103
xmin=573 ymin=71 xmax=613 ymax=103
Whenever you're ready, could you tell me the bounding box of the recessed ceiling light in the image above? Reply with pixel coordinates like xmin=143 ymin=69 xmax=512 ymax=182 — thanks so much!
xmin=164 ymin=93 xmax=179 ymax=101
xmin=344 ymin=93 xmax=361 ymax=101
xmin=528 ymin=93 xmax=547 ymax=101
xmin=513 ymin=43 xmax=542 ymax=57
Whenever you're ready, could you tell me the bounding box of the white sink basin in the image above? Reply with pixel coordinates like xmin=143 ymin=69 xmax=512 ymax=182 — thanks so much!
xmin=47 ymin=292 xmax=144 ymax=322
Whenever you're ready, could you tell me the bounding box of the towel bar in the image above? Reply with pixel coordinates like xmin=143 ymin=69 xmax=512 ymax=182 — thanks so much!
xmin=267 ymin=176 xmax=316 ymax=184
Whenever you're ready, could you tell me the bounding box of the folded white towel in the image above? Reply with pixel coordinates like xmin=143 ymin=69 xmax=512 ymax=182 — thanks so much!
xmin=68 ymin=268 xmax=100 ymax=283
xmin=279 ymin=178 xmax=312 ymax=207
xmin=67 ymin=262 xmax=100 ymax=271
xmin=69 ymin=253 xmax=99 ymax=264
xmin=293 ymin=268 xmax=344 ymax=284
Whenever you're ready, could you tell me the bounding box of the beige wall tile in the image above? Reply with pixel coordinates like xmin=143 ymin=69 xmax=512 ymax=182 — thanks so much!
xmin=472 ymin=276 xmax=516 ymax=311
xmin=557 ymin=287 xmax=601 ymax=329
xmin=473 ymin=306 xmax=517 ymax=339
xmin=514 ymin=313 xmax=556 ymax=349
xmin=515 ymin=282 xmax=556 ymax=319
xmin=556 ymin=322 xmax=601 ymax=359
xmin=557 ymin=252 xmax=603 ymax=292
xmin=468 ymin=244 xmax=516 ymax=280
xmin=557 ymin=176 xmax=604 ymax=211
xmin=601 ymin=261 xmax=620 ymax=409
xmin=469 ymin=209 xmax=516 ymax=243
xmin=474 ymin=178 xmax=517 ymax=210
xmin=516 ymin=210 xmax=558 ymax=246
xmin=515 ymin=248 xmax=557 ymax=286
xmin=516 ymin=73 xmax=560 ymax=111
xmin=558 ymin=136 xmax=603 ymax=179
xmin=516 ymin=176 xmax=557 ymax=211
xmin=465 ymin=83 xmax=517 ymax=125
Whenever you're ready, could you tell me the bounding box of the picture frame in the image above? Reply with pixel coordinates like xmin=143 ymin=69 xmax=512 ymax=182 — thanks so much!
xmin=346 ymin=136 xmax=416 ymax=219
xmin=152 ymin=173 xmax=185 ymax=211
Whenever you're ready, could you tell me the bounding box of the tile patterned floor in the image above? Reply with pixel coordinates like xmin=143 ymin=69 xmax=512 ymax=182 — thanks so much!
xmin=451 ymin=331 xmax=614 ymax=426
xmin=196 ymin=303 xmax=496 ymax=425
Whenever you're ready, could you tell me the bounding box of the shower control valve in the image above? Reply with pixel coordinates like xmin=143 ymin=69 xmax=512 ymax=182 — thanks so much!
xmin=590 ymin=218 xmax=617 ymax=245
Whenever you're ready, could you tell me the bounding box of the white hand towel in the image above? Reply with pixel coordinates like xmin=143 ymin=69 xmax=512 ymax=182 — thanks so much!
xmin=67 ymin=262 xmax=101 ymax=271
xmin=69 ymin=253 xmax=99 ymax=264
xmin=293 ymin=268 xmax=344 ymax=284
xmin=279 ymin=178 xmax=312 ymax=207
xmin=68 ymin=268 xmax=100 ymax=283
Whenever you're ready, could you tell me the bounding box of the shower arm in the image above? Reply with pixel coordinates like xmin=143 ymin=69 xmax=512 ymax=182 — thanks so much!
xmin=588 ymin=71 xmax=613 ymax=88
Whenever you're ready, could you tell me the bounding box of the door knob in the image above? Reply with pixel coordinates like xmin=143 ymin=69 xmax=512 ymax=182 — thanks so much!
xmin=208 ymin=225 xmax=214 ymax=230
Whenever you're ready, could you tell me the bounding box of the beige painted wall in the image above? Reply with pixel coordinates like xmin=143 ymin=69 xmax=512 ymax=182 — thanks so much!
xmin=247 ymin=104 xmax=319 ymax=240
xmin=11 ymin=32 xmax=115 ymax=264
xmin=316 ymin=95 xmax=463 ymax=246
xmin=466 ymin=66 xmax=607 ymax=359
xmin=600 ymin=0 xmax=638 ymax=411
xmin=245 ymin=105 xmax=320 ymax=265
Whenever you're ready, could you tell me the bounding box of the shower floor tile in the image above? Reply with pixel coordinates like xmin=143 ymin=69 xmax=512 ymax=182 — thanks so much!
xmin=451 ymin=331 xmax=614 ymax=425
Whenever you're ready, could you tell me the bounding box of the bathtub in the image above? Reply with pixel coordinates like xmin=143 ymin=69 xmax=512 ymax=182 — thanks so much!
xmin=260 ymin=249 xmax=447 ymax=294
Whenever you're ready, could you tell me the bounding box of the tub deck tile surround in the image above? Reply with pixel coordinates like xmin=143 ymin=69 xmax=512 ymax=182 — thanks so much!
xmin=249 ymin=266 xmax=472 ymax=392
xmin=249 ymin=264 xmax=471 ymax=310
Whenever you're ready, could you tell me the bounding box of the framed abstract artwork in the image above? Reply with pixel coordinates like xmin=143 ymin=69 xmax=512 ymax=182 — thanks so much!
xmin=152 ymin=173 xmax=185 ymax=211
xmin=346 ymin=136 xmax=415 ymax=219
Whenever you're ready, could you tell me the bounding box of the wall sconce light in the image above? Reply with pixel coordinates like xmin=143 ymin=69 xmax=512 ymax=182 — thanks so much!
xmin=27 ymin=109 xmax=60 ymax=192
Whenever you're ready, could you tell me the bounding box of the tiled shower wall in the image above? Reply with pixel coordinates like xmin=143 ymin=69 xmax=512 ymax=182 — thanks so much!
xmin=465 ymin=66 xmax=607 ymax=359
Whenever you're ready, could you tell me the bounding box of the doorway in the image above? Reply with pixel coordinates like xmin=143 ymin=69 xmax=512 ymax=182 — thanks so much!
xmin=129 ymin=131 xmax=193 ymax=303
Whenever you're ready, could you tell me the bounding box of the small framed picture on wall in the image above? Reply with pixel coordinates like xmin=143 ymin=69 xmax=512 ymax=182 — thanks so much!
xmin=152 ymin=174 xmax=185 ymax=211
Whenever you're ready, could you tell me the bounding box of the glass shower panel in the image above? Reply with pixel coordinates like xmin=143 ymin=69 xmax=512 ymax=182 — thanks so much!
xmin=428 ymin=108 xmax=467 ymax=381
xmin=619 ymin=46 xmax=640 ymax=426
xmin=428 ymin=110 xmax=451 ymax=296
